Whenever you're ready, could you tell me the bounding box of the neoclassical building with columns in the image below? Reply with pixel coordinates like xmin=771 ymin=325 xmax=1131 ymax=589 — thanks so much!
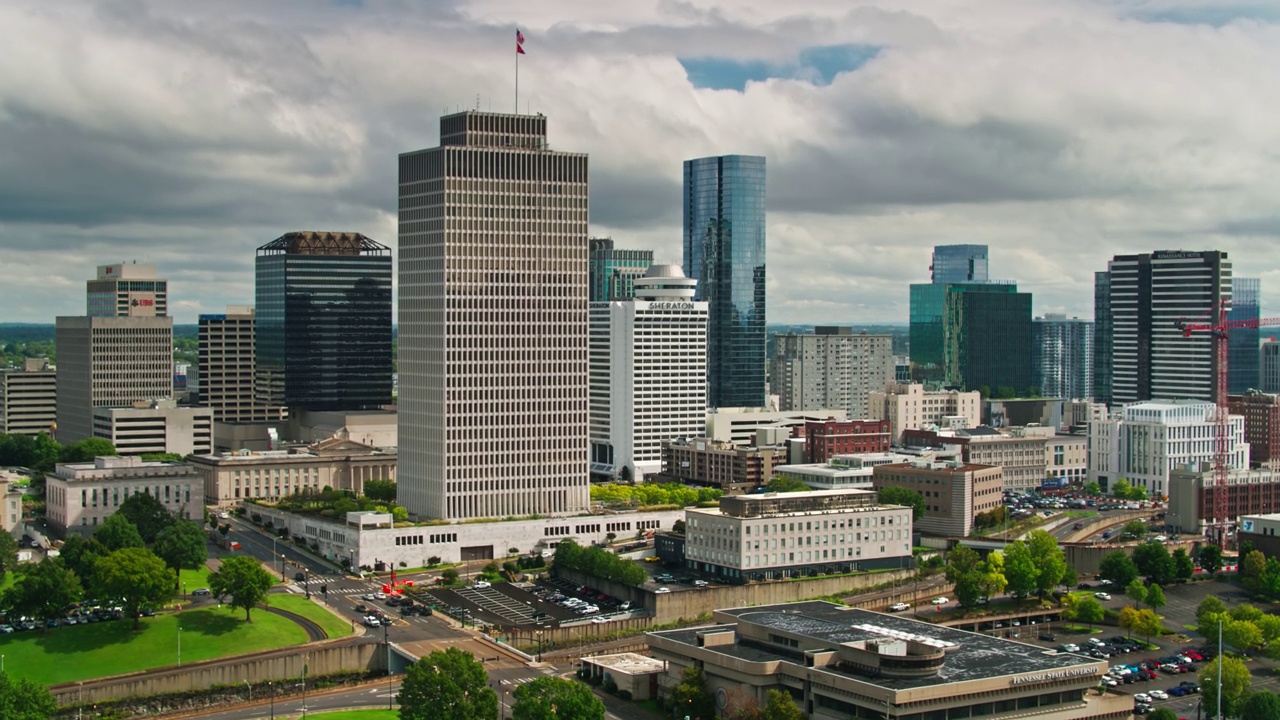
xmin=189 ymin=437 xmax=396 ymax=506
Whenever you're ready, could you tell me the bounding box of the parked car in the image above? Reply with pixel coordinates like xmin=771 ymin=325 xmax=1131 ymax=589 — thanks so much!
xmin=1179 ymin=681 xmax=1201 ymax=693
xmin=890 ymin=602 xmax=911 ymax=612
xmin=1133 ymin=693 xmax=1151 ymax=704
xmin=474 ymin=581 xmax=491 ymax=589
xmin=1095 ymin=592 xmax=1112 ymax=601
xmin=931 ymin=597 xmax=949 ymax=605
xmin=192 ymin=588 xmax=211 ymax=596
xmin=1148 ymin=690 xmax=1168 ymax=700
xmin=655 ymin=587 xmax=671 ymax=594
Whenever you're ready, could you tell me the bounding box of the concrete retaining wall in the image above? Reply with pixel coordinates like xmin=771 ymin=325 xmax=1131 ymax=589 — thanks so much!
xmin=51 ymin=642 xmax=382 ymax=706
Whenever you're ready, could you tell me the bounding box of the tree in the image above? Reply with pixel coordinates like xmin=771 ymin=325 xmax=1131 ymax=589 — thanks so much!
xmin=1199 ymin=655 xmax=1251 ymax=719
xmin=1198 ymin=544 xmax=1225 ymax=575
xmin=1075 ymin=596 xmax=1105 ymax=629
xmin=761 ymin=690 xmax=805 ymax=720
xmin=1122 ymin=520 xmax=1149 ymax=539
xmin=1239 ymin=690 xmax=1280 ymax=720
xmin=1002 ymin=541 xmax=1037 ymax=599
xmin=398 ymin=647 xmax=497 ymax=720
xmin=672 ymin=519 xmax=686 ymax=535
xmin=1225 ymin=618 xmax=1263 ymax=652
xmin=1229 ymin=604 xmax=1264 ymax=624
xmin=0 ymin=531 xmax=17 ymax=585
xmin=979 ymin=550 xmax=1009 ymax=600
xmin=1146 ymin=709 xmax=1178 ymax=720
xmin=442 ymin=568 xmax=460 ymax=584
xmin=93 ymin=513 xmax=144 ymax=551
xmin=207 ymin=555 xmax=273 ymax=622
xmin=510 ymin=676 xmax=604 ymax=720
xmin=3 ymin=558 xmax=82 ymax=625
xmin=1132 ymin=541 xmax=1174 ymax=585
xmin=118 ymin=491 xmax=174 ymax=544
xmin=153 ymin=519 xmax=208 ymax=589
xmin=94 ymin=547 xmax=174 ymax=629
xmin=58 ymin=437 xmax=117 ymax=463
xmin=0 ymin=671 xmax=58 ymax=720
xmin=669 ymin=665 xmax=717 ymax=720
xmin=1111 ymin=478 xmax=1133 ymax=498
xmin=1099 ymin=550 xmax=1139 ymax=588
xmin=1026 ymin=530 xmax=1068 ymax=598
xmin=766 ymin=475 xmax=809 ymax=493
xmin=1243 ymin=549 xmax=1267 ymax=592
xmin=392 ymin=506 xmax=409 ymax=522
xmin=1172 ymin=548 xmax=1194 ymax=583
xmin=1059 ymin=564 xmax=1078 ymax=590
xmin=1125 ymin=578 xmax=1148 ymax=607
xmin=1145 ymin=583 xmax=1166 ymax=612
xmin=944 ymin=546 xmax=985 ymax=608
xmin=57 ymin=534 xmax=107 ymax=588
xmin=1084 ymin=481 xmax=1101 ymax=496
xmin=1118 ymin=606 xmax=1139 ymax=638
xmin=364 ymin=479 xmax=397 ymax=503
xmin=1257 ymin=556 xmax=1280 ymax=601
xmin=1132 ymin=608 xmax=1163 ymax=644
xmin=1197 ymin=596 xmax=1226 ymax=630
xmin=877 ymin=486 xmax=925 ymax=520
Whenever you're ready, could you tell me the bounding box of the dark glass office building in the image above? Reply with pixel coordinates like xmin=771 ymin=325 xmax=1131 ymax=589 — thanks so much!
xmin=1229 ymin=277 xmax=1261 ymax=394
xmin=941 ymin=284 xmax=1033 ymax=394
xmin=683 ymin=155 xmax=766 ymax=409
xmin=255 ymin=231 xmax=393 ymax=411
xmin=589 ymin=237 xmax=653 ymax=302
xmin=1092 ymin=271 xmax=1112 ymax=404
xmin=931 ymin=244 xmax=989 ymax=284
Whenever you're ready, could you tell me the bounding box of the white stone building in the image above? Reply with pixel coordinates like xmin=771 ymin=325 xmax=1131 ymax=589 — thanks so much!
xmin=1089 ymin=400 xmax=1249 ymax=496
xmin=683 ymin=489 xmax=913 ymax=583
xmin=868 ymin=382 xmax=981 ymax=443
xmin=91 ymin=401 xmax=214 ymax=456
xmin=589 ymin=264 xmax=707 ymax=481
xmin=188 ymin=437 xmax=397 ymax=506
xmin=705 ymin=407 xmax=847 ymax=446
xmin=45 ymin=456 xmax=202 ymax=537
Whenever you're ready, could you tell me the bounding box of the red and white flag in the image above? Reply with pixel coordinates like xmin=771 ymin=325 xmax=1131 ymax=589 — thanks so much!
xmin=516 ymin=29 xmax=526 ymax=54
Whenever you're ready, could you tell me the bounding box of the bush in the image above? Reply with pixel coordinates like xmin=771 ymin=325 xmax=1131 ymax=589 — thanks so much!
xmin=617 ymin=690 xmax=632 ymax=701
xmin=602 ymin=677 xmax=618 ymax=695
xmin=427 ymin=556 xmax=441 ymax=567
xmin=553 ymin=539 xmax=648 ymax=586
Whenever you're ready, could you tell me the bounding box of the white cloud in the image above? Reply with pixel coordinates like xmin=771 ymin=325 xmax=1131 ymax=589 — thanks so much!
xmin=0 ymin=0 xmax=1278 ymax=326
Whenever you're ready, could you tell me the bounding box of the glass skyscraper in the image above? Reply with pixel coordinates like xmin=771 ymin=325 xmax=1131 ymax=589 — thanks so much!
xmin=1032 ymin=314 xmax=1094 ymax=400
xmin=931 ymin=244 xmax=989 ymax=284
xmin=1229 ymin=277 xmax=1261 ymax=394
xmin=255 ymin=231 xmax=393 ymax=412
xmin=588 ymin=237 xmax=653 ymax=302
xmin=683 ymin=155 xmax=766 ymax=409
xmin=941 ymin=283 xmax=1033 ymax=394
xmin=1092 ymin=271 xmax=1112 ymax=404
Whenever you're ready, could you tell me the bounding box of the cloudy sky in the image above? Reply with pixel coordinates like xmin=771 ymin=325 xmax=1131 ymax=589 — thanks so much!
xmin=2 ymin=0 xmax=1279 ymax=325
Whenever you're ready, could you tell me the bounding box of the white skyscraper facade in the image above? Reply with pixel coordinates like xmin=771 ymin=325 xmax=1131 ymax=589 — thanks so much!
xmin=397 ymin=112 xmax=590 ymax=520
xmin=589 ymin=265 xmax=707 ymax=481
xmin=1088 ymin=399 xmax=1249 ymax=496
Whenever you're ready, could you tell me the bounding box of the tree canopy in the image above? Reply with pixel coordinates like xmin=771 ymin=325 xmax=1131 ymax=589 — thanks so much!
xmin=510 ymin=676 xmax=605 ymax=720
xmin=397 ymin=647 xmax=497 ymax=720
xmin=1172 ymin=548 xmax=1194 ymax=582
xmin=153 ymin=519 xmax=208 ymax=589
xmin=93 ymin=513 xmax=145 ymax=552
xmin=877 ymin=486 xmax=926 ymax=520
xmin=118 ymin=491 xmax=174 ymax=544
xmin=208 ymin=555 xmax=274 ymax=622
xmin=765 ymin=475 xmax=810 ymax=493
xmin=0 ymin=532 xmax=17 ymax=584
xmin=588 ymin=483 xmax=721 ymax=508
xmin=95 ymin=547 xmax=175 ymax=629
xmin=1199 ymin=655 xmax=1251 ymax=719
xmin=1240 ymin=690 xmax=1280 ymax=720
xmin=669 ymin=665 xmax=717 ymax=720
xmin=364 ymin=479 xmax=397 ymax=503
xmin=1198 ymin=544 xmax=1225 ymax=575
xmin=1099 ymin=550 xmax=1139 ymax=588
xmin=553 ymin=539 xmax=647 ymax=586
xmin=2 ymin=558 xmax=82 ymax=624
xmin=1132 ymin=541 xmax=1174 ymax=584
xmin=0 ymin=670 xmax=58 ymax=720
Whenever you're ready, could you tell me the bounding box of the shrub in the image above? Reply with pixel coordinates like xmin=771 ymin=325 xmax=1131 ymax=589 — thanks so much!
xmin=427 ymin=556 xmax=441 ymax=567
xmin=617 ymin=690 xmax=632 ymax=701
xmin=603 ymin=677 xmax=618 ymax=695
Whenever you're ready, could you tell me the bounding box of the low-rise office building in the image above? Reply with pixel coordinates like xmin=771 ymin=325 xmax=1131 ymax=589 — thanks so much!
xmin=869 ymin=383 xmax=981 ymax=443
xmin=1229 ymin=391 xmax=1280 ymax=468
xmin=647 ymin=601 xmax=1127 ymax=720
xmin=189 ymin=437 xmax=397 ymax=506
xmin=657 ymin=437 xmax=787 ymax=495
xmin=872 ymin=460 xmax=1003 ymax=537
xmin=91 ymin=401 xmax=214 ymax=456
xmin=706 ymin=408 xmax=848 ymax=446
xmin=771 ymin=462 xmax=875 ymax=491
xmin=0 ymin=358 xmax=56 ymax=436
xmin=1167 ymin=462 xmax=1280 ymax=536
xmin=684 ymin=490 xmax=912 ymax=583
xmin=800 ymin=418 xmax=891 ymax=464
xmin=1239 ymin=514 xmax=1280 ymax=557
xmin=45 ymin=456 xmax=202 ymax=537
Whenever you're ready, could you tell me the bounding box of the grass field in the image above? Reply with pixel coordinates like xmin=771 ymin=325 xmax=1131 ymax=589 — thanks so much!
xmin=0 ymin=604 xmax=308 ymax=686
xmin=265 ymin=593 xmax=355 ymax=639
xmin=178 ymin=565 xmax=213 ymax=594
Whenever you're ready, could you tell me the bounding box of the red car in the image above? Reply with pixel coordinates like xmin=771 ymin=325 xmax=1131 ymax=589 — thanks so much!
xmin=1184 ymin=649 xmax=1204 ymax=661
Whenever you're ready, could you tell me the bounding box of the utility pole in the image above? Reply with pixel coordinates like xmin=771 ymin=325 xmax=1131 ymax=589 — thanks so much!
xmin=385 ymin=622 xmax=393 ymax=710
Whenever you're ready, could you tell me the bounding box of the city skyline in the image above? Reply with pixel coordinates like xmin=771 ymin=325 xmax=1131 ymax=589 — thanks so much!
xmin=2 ymin=1 xmax=1279 ymax=325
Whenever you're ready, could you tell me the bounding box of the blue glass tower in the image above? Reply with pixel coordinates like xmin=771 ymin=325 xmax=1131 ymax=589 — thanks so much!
xmin=931 ymin=244 xmax=988 ymax=284
xmin=1229 ymin=277 xmax=1261 ymax=394
xmin=683 ymin=155 xmax=766 ymax=409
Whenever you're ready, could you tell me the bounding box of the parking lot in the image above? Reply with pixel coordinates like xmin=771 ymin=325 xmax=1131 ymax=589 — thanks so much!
xmin=407 ymin=579 xmax=637 ymax=631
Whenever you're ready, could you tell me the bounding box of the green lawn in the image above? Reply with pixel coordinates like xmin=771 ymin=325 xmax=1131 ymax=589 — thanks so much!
xmin=265 ymin=593 xmax=355 ymax=639
xmin=178 ymin=565 xmax=213 ymax=594
xmin=0 ymin=604 xmax=308 ymax=686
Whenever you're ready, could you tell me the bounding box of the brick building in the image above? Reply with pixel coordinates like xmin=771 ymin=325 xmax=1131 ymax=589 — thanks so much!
xmin=1167 ymin=462 xmax=1280 ymax=536
xmin=657 ymin=437 xmax=787 ymax=495
xmin=799 ymin=418 xmax=890 ymax=464
xmin=871 ymin=459 xmax=1003 ymax=537
xmin=1229 ymin=391 xmax=1280 ymax=468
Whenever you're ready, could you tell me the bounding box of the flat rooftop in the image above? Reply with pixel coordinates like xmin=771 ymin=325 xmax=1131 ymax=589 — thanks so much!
xmin=650 ymin=601 xmax=1100 ymax=690
xmin=583 ymin=652 xmax=666 ymax=675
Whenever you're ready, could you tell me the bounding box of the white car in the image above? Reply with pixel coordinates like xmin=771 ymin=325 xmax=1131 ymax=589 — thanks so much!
xmin=655 ymin=587 xmax=671 ymax=594
xmin=1134 ymin=693 xmax=1151 ymax=704
xmin=474 ymin=581 xmax=491 ymax=589
xmin=373 ymin=592 xmax=387 ymax=601
xmin=1101 ymin=677 xmax=1118 ymax=687
xmin=363 ymin=616 xmax=381 ymax=628
xmin=931 ymin=597 xmax=949 ymax=605
xmin=591 ymin=616 xmax=609 ymax=624
xmin=889 ymin=602 xmax=911 ymax=612
xmin=1098 ymin=579 xmax=1113 ymax=586
xmin=1148 ymin=690 xmax=1169 ymax=700
xmin=1095 ymin=592 xmax=1112 ymax=601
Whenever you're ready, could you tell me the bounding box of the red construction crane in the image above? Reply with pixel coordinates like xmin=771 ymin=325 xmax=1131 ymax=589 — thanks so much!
xmin=1176 ymin=307 xmax=1280 ymax=547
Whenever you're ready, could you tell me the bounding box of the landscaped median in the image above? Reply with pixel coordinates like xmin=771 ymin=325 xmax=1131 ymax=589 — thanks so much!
xmin=267 ymin=592 xmax=359 ymax=639
xmin=0 ymin=601 xmax=325 ymax=686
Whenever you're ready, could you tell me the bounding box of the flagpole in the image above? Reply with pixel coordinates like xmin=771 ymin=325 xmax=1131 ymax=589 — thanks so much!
xmin=515 ymin=30 xmax=519 ymax=114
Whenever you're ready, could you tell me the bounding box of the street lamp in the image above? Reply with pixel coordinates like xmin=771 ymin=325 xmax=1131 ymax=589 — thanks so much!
xmin=244 ymin=679 xmax=251 ymax=702
xmin=269 ymin=680 xmax=275 ymax=720
xmin=177 ymin=626 xmax=182 ymax=667
xmin=384 ymin=621 xmax=393 ymax=710
xmin=536 ymin=630 xmax=543 ymax=663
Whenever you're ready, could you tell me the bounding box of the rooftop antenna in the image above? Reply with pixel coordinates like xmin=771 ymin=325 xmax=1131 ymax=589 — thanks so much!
xmin=475 ymin=94 xmax=480 ymax=110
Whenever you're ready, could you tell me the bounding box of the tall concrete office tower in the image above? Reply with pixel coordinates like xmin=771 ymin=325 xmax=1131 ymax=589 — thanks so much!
xmin=254 ymin=232 xmax=393 ymax=412
xmin=56 ymin=264 xmax=173 ymax=443
xmin=1032 ymin=314 xmax=1093 ymax=400
xmin=198 ymin=306 xmax=287 ymax=424
xmin=589 ymin=264 xmax=707 ymax=482
xmin=683 ymin=155 xmax=766 ymax=409
xmin=398 ymin=111 xmax=590 ymax=520
xmin=1104 ymin=250 xmax=1231 ymax=405
xmin=1228 ymin=277 xmax=1261 ymax=394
